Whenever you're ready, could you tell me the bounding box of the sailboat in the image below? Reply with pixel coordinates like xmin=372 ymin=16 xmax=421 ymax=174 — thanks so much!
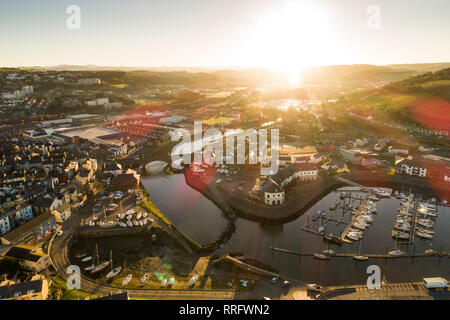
xmin=388 ymin=239 xmax=406 ymax=257
xmin=106 ymin=250 xmax=121 ymax=279
xmin=90 ymin=243 xmax=110 ymax=275
xmin=353 ymin=240 xmax=368 ymax=261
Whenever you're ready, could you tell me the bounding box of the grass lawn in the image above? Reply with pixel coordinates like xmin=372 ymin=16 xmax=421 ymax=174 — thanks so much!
xmin=51 ymin=276 xmax=100 ymax=300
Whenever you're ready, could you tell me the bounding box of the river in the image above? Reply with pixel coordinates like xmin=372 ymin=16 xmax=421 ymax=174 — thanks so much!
xmin=142 ymin=174 xmax=450 ymax=286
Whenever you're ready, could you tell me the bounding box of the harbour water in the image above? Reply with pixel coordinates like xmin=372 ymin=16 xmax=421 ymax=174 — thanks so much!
xmin=142 ymin=174 xmax=450 ymax=286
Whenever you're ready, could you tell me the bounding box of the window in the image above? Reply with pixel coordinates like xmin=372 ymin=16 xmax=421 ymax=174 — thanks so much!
xmin=27 ymin=290 xmax=35 ymax=295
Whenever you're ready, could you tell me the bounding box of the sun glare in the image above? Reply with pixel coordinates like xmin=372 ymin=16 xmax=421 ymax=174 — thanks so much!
xmin=240 ymin=2 xmax=335 ymax=87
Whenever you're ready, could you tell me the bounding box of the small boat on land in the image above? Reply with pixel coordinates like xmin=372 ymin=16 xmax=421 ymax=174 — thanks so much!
xmin=106 ymin=266 xmax=122 ymax=279
xmin=84 ymin=264 xmax=95 ymax=271
xmin=81 ymin=256 xmax=93 ymax=262
xmin=90 ymin=260 xmax=110 ymax=275
xmin=169 ymin=277 xmax=176 ymax=286
xmin=132 ymin=220 xmax=139 ymax=227
xmin=161 ymin=279 xmax=167 ymax=287
xmin=322 ymin=250 xmax=335 ymax=255
xmin=140 ymin=273 xmax=150 ymax=286
xmin=425 ymin=249 xmax=438 ymax=255
xmin=306 ymin=283 xmax=324 ymax=292
xmin=136 ymin=213 xmax=142 ymax=220
xmin=142 ymin=212 xmax=148 ymax=219
xmin=126 ymin=221 xmax=133 ymax=228
xmin=189 ymin=275 xmax=199 ymax=287
xmin=122 ymin=274 xmax=132 ymax=286
xmin=313 ymin=253 xmax=330 ymax=260
xmin=118 ymin=222 xmax=127 ymax=228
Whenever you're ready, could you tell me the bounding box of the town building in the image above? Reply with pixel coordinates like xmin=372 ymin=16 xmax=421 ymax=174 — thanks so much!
xmin=3 ymin=246 xmax=51 ymax=272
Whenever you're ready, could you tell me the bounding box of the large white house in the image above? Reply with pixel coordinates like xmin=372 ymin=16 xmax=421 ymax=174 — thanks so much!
xmin=261 ymin=163 xmax=319 ymax=206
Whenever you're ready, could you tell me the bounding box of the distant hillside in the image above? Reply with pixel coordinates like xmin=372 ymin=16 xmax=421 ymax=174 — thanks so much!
xmin=339 ymin=67 xmax=450 ymax=128
xmin=387 ymin=62 xmax=450 ymax=73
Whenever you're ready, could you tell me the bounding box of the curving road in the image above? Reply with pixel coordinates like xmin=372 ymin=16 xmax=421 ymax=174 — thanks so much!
xmin=48 ymin=208 xmax=254 ymax=299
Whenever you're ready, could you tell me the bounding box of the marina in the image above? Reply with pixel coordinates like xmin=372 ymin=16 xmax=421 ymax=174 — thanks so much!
xmin=141 ymin=175 xmax=450 ymax=286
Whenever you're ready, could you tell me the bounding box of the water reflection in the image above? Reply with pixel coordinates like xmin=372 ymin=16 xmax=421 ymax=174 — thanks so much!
xmin=142 ymin=175 xmax=450 ymax=286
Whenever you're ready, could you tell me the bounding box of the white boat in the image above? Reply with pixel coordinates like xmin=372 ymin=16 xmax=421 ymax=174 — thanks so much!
xmin=188 ymin=275 xmax=199 ymax=286
xmin=84 ymin=264 xmax=95 ymax=271
xmin=393 ymin=223 xmax=411 ymax=232
xmin=142 ymin=218 xmax=148 ymax=225
xmin=416 ymin=231 xmax=433 ymax=239
xmin=313 ymin=253 xmax=330 ymax=260
xmin=353 ymin=255 xmax=369 ymax=261
xmin=346 ymin=233 xmax=361 ymax=241
xmin=388 ymin=249 xmax=405 ymax=257
xmin=318 ymin=226 xmax=325 ymax=233
xmin=139 ymin=220 xmax=144 ymax=227
xmin=322 ymin=250 xmax=335 ymax=255
xmin=142 ymin=212 xmax=148 ymax=219
xmin=132 ymin=220 xmax=139 ymax=227
xmin=169 ymin=277 xmax=176 ymax=286
xmin=417 ymin=228 xmax=434 ymax=235
xmin=122 ymin=274 xmax=132 ymax=286
xmin=392 ymin=230 xmax=409 ymax=240
xmin=215 ymin=179 xmax=222 ymax=184
xmin=416 ymin=219 xmax=434 ymax=228
xmin=106 ymin=266 xmax=122 ymax=279
xmin=118 ymin=222 xmax=127 ymax=228
xmin=136 ymin=213 xmax=142 ymax=220
xmin=81 ymin=256 xmax=93 ymax=262
xmin=126 ymin=221 xmax=133 ymax=228
xmin=161 ymin=279 xmax=167 ymax=287
xmin=359 ymin=215 xmax=374 ymax=223
xmin=306 ymin=283 xmax=324 ymax=292
xmin=91 ymin=260 xmax=110 ymax=275
xmin=352 ymin=222 xmax=367 ymax=230
xmin=140 ymin=273 xmax=150 ymax=285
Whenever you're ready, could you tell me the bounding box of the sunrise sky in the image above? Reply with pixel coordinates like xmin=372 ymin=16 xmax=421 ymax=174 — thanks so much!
xmin=1 ymin=0 xmax=449 ymax=69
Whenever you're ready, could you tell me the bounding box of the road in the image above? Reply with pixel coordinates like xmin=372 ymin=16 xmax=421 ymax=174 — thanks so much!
xmin=48 ymin=195 xmax=260 ymax=299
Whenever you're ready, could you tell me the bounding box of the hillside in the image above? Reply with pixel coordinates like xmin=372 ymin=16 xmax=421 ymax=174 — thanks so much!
xmin=338 ymin=68 xmax=450 ymax=129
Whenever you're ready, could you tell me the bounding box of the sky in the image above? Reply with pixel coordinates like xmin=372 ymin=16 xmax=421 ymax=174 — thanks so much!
xmin=0 ymin=0 xmax=449 ymax=69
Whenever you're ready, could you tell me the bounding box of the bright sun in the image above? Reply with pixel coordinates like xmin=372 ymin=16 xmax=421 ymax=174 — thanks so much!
xmin=240 ymin=2 xmax=336 ymax=87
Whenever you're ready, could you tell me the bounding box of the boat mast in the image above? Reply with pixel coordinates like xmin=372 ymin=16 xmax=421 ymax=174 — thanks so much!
xmin=96 ymin=243 xmax=100 ymax=266
xmin=110 ymin=249 xmax=113 ymax=271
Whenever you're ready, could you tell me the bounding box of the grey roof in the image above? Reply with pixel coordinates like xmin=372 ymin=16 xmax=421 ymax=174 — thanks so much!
xmin=0 ymin=279 xmax=43 ymax=299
